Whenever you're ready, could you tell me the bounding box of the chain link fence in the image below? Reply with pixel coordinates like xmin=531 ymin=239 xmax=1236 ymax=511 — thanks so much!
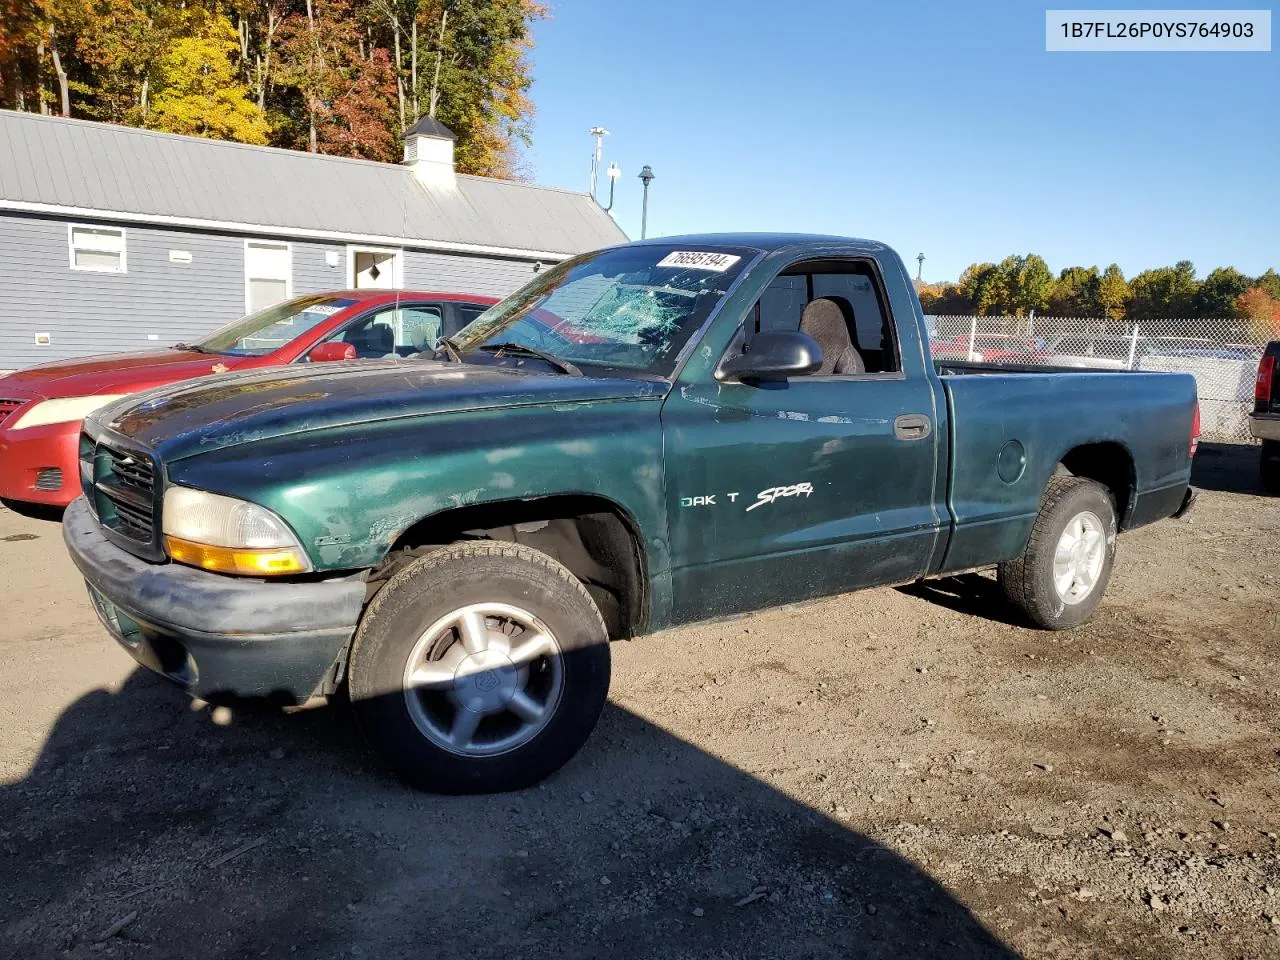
xmin=926 ymin=315 xmax=1268 ymax=443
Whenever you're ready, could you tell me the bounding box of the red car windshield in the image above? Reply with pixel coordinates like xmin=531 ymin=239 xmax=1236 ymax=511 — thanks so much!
xmin=196 ymin=295 xmax=357 ymax=356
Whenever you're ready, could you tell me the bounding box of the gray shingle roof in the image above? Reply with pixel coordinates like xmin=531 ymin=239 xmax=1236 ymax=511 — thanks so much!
xmin=0 ymin=110 xmax=627 ymax=258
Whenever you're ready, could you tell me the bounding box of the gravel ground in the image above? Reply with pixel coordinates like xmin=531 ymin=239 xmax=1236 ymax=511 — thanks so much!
xmin=1 ymin=442 xmax=1277 ymax=960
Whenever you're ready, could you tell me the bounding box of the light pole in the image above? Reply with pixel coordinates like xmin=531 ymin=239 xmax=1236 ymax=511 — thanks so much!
xmin=589 ymin=126 xmax=609 ymax=201
xmin=638 ymin=165 xmax=655 ymax=239
xmin=916 ymin=252 xmax=925 ymax=282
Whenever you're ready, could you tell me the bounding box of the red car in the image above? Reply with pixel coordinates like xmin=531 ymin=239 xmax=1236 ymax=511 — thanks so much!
xmin=0 ymin=290 xmax=497 ymax=508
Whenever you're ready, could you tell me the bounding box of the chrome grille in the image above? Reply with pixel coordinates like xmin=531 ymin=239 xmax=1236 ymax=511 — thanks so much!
xmin=34 ymin=468 xmax=63 ymax=491
xmin=84 ymin=436 xmax=159 ymax=550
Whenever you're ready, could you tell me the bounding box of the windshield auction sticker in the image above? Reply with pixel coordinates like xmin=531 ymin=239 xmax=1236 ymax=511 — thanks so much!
xmin=1046 ymin=10 xmax=1271 ymax=51
xmin=657 ymin=251 xmax=742 ymax=272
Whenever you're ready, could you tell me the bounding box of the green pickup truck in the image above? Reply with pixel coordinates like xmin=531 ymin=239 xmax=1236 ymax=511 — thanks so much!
xmin=65 ymin=234 xmax=1200 ymax=793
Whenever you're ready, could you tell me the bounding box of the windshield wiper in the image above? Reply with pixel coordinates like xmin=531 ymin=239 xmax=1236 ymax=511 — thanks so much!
xmin=434 ymin=336 xmax=462 ymax=363
xmin=173 ymin=342 xmax=215 ymax=354
xmin=478 ymin=342 xmax=583 ymax=377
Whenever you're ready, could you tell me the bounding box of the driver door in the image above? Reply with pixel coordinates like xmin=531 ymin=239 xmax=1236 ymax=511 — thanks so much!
xmin=661 ymin=258 xmax=944 ymax=624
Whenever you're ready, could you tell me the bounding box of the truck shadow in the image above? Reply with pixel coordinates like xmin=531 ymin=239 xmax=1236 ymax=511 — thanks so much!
xmin=898 ymin=574 xmax=1026 ymax=628
xmin=0 ymin=670 xmax=1022 ymax=960
xmin=1190 ymin=441 xmax=1268 ymax=496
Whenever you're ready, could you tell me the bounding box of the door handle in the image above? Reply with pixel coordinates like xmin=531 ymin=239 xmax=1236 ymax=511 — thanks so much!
xmin=894 ymin=414 xmax=932 ymax=441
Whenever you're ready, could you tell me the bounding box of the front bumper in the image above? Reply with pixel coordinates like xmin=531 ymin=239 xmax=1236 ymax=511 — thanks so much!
xmin=63 ymin=497 xmax=366 ymax=702
xmin=0 ymin=418 xmax=81 ymax=507
xmin=1250 ymin=414 xmax=1280 ymax=443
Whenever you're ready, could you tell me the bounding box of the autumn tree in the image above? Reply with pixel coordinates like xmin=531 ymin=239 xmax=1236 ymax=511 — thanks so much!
xmin=1253 ymin=268 xmax=1280 ymax=301
xmin=1 ymin=0 xmax=547 ymax=176
xmin=916 ymin=282 xmax=971 ymax=315
xmin=275 ymin=0 xmax=399 ymax=160
xmin=147 ymin=12 xmax=268 ymax=143
xmin=1235 ymin=287 xmax=1280 ymax=340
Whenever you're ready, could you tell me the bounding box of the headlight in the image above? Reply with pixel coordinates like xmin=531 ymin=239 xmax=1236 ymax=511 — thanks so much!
xmin=11 ymin=394 xmax=129 ymax=430
xmin=161 ymin=485 xmax=311 ymax=576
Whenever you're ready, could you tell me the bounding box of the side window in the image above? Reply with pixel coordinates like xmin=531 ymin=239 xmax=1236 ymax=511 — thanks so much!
xmin=397 ymin=305 xmax=444 ymax=353
xmin=328 ymin=305 xmax=443 ymax=358
xmin=756 ymin=276 xmax=807 ymax=333
xmin=743 ymin=261 xmax=899 ymax=375
xmin=811 ymin=273 xmax=895 ymax=369
xmin=453 ymin=304 xmax=490 ymax=336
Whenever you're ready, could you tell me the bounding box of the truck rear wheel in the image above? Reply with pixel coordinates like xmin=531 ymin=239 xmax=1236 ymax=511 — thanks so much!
xmin=998 ymin=476 xmax=1117 ymax=630
xmin=348 ymin=541 xmax=611 ymax=794
xmin=1261 ymin=440 xmax=1280 ymax=493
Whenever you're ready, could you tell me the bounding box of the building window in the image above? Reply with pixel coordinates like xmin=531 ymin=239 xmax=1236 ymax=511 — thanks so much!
xmin=68 ymin=224 xmax=127 ymax=273
xmin=244 ymin=240 xmax=292 ymax=313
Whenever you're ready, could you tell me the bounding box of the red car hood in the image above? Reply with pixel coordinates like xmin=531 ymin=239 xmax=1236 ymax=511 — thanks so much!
xmin=0 ymin=350 xmax=255 ymax=401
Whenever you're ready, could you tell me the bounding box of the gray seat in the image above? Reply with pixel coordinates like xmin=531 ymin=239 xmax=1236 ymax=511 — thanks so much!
xmin=799 ymin=298 xmax=865 ymax=375
xmin=348 ymin=323 xmax=394 ymax=358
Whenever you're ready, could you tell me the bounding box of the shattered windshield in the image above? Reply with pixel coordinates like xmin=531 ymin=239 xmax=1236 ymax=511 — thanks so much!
xmin=449 ymin=244 xmax=756 ymax=376
xmin=197 ymin=295 xmax=356 ymax=356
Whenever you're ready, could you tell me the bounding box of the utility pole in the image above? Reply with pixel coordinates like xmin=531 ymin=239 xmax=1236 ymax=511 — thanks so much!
xmin=638 ymin=165 xmax=655 ymax=239
xmin=589 ymin=127 xmax=609 ymax=201
xmin=916 ymin=252 xmax=925 ymax=282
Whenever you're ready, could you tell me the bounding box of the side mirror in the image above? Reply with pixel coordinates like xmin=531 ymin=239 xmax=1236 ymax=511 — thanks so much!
xmin=719 ymin=330 xmax=823 ymax=382
xmin=309 ymin=341 xmax=357 ymax=363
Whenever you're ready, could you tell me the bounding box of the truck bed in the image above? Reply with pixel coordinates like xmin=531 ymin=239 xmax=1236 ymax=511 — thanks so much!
xmin=932 ymin=364 xmax=1198 ymax=574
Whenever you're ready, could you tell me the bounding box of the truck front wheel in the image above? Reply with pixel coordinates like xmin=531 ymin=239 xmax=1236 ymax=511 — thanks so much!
xmin=348 ymin=541 xmax=611 ymax=793
xmin=998 ymin=476 xmax=1117 ymax=630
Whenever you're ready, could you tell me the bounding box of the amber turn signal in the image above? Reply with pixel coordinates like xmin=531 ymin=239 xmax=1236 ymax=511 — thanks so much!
xmin=164 ymin=536 xmax=308 ymax=576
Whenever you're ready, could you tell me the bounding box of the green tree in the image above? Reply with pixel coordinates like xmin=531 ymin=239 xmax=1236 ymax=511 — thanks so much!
xmin=1097 ymin=264 xmax=1130 ymax=323
xmin=1048 ymin=265 xmax=1101 ymax=316
xmin=958 ymin=262 xmax=1009 ymax=316
xmin=1195 ymin=267 xmax=1251 ymax=318
xmin=1254 ymin=268 xmax=1280 ymax=300
xmin=1001 ymin=253 xmax=1054 ymax=316
xmin=417 ymin=0 xmax=546 ymax=178
xmin=147 ymin=13 xmax=269 ymax=143
xmin=1128 ymin=260 xmax=1198 ymax=321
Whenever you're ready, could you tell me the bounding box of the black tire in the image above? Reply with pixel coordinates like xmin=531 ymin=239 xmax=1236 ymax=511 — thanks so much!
xmin=998 ymin=476 xmax=1117 ymax=630
xmin=348 ymin=541 xmax=610 ymax=794
xmin=1261 ymin=440 xmax=1280 ymax=494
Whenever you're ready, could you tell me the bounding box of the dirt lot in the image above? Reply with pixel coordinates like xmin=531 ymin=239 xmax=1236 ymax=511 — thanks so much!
xmin=1 ymin=442 xmax=1277 ymax=960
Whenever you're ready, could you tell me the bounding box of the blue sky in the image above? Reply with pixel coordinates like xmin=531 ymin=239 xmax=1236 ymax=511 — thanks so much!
xmin=523 ymin=1 xmax=1278 ymax=283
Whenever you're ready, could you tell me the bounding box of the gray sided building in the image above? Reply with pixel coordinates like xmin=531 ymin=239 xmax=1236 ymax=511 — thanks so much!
xmin=0 ymin=111 xmax=626 ymax=369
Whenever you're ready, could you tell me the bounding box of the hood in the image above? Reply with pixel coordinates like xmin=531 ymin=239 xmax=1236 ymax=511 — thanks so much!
xmin=92 ymin=359 xmax=668 ymax=461
xmin=0 ymin=350 xmax=253 ymax=400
